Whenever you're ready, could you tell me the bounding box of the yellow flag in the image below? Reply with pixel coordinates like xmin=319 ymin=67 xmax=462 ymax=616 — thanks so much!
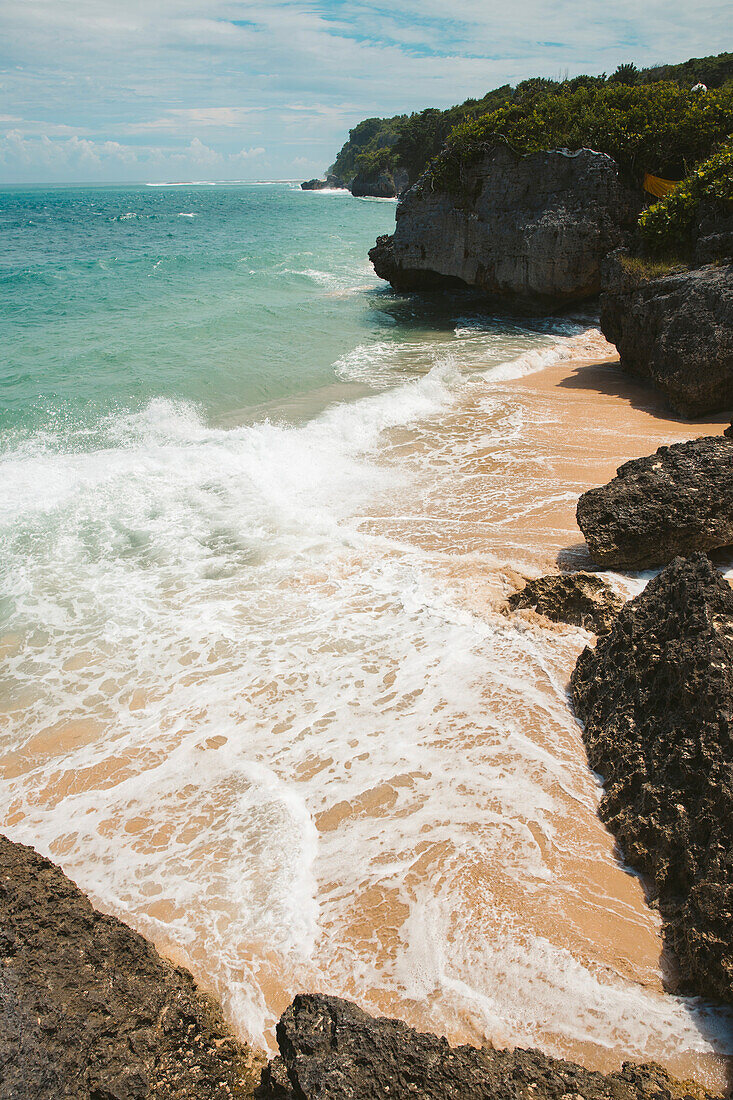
xmin=643 ymin=173 xmax=679 ymax=198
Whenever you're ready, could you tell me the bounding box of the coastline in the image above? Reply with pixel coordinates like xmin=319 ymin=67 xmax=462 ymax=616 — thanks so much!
xmin=352 ymin=343 xmax=733 ymax=1088
xmin=371 ymin=346 xmax=727 ymax=576
xmin=4 ymin=335 xmax=733 ymax=1096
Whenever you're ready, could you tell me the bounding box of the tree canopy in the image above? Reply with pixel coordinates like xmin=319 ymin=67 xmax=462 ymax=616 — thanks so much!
xmin=327 ymin=51 xmax=733 ymax=189
xmin=434 ymin=81 xmax=733 ymax=190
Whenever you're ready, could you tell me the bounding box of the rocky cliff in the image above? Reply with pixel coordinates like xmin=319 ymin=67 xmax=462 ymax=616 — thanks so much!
xmin=369 ymin=146 xmax=640 ymax=309
xmin=571 ymin=553 xmax=733 ymax=1004
xmin=301 ymin=174 xmax=345 ymax=191
xmin=301 ymin=169 xmax=409 ymax=198
xmin=600 ymin=253 xmax=733 ymax=416
xmin=350 ymin=166 xmax=410 ymax=198
xmin=256 ymin=993 xmax=713 ymax=1100
xmin=0 ymin=834 xmax=263 ymax=1100
xmin=575 ymin=433 xmax=733 ymax=569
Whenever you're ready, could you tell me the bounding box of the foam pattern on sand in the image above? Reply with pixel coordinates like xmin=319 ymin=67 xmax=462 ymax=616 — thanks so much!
xmin=3 ymin=334 xmax=732 ymax=1083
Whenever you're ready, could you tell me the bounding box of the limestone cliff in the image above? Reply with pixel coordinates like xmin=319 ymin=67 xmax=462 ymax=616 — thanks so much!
xmin=600 ymin=253 xmax=733 ymax=417
xmin=369 ymin=146 xmax=640 ymax=309
xmin=350 ymin=166 xmax=410 ymax=198
xmin=301 ymin=174 xmax=345 ymax=191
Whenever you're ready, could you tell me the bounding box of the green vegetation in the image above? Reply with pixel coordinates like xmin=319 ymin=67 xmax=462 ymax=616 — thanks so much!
xmin=639 ymin=142 xmax=733 ymax=256
xmin=329 ymin=87 xmax=512 ymax=184
xmin=328 ymin=52 xmax=733 ymax=189
xmin=617 ymin=253 xmax=688 ymax=279
xmin=637 ymin=52 xmax=733 ymax=89
xmin=434 ymin=81 xmax=733 ymax=191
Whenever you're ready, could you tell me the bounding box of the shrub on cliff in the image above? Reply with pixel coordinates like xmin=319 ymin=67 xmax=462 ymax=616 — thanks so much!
xmin=638 ymin=141 xmax=733 ymax=256
xmin=434 ymin=82 xmax=733 ymax=192
xmin=328 ymin=52 xmax=733 ymax=192
xmin=330 ymin=89 xmax=512 ymax=186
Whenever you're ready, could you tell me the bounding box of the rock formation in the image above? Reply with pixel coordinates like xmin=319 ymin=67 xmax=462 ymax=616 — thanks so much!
xmin=368 ymin=146 xmax=640 ymax=309
xmin=256 ymin=993 xmax=712 ymax=1100
xmin=571 ymin=553 xmax=733 ymax=1004
xmin=600 ymin=254 xmax=733 ymax=417
xmin=692 ymin=203 xmax=733 ymax=267
xmin=508 ymin=572 xmax=623 ymax=633
xmin=350 ymin=166 xmax=410 ymax=198
xmin=301 ymin=174 xmax=345 ymax=190
xmin=576 ymin=434 xmax=733 ymax=569
xmin=0 ymin=834 xmax=263 ymax=1100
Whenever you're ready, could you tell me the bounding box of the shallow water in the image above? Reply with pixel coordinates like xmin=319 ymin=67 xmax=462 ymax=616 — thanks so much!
xmin=2 ymin=182 xmax=732 ymax=1089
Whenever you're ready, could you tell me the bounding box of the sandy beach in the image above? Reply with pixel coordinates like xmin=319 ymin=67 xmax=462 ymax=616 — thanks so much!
xmin=350 ymin=346 xmax=733 ymax=1087
xmin=4 ymin=336 xmax=732 ymax=1091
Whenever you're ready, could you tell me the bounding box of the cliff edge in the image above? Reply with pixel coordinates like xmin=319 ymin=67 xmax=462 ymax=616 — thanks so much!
xmin=256 ymin=993 xmax=714 ymax=1100
xmin=600 ymin=254 xmax=733 ymax=417
xmin=369 ymin=145 xmax=639 ymax=309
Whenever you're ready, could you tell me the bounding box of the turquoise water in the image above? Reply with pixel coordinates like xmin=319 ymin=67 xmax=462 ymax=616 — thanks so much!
xmin=1 ymin=181 xmax=590 ymax=433
xmin=1 ymin=183 xmax=398 ymax=432
xmin=5 ymin=182 xmax=731 ymax=1076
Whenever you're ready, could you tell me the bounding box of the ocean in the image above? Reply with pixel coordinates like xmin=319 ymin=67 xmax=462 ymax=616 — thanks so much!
xmin=1 ymin=181 xmax=731 ymax=1084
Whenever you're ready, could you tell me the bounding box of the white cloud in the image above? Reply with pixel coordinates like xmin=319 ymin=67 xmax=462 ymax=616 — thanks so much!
xmin=0 ymin=0 xmax=728 ymax=182
xmin=0 ymin=131 xmax=268 ymax=182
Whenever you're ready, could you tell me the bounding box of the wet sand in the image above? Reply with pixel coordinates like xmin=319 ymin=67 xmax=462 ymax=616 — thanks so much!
xmin=353 ymin=350 xmax=733 ymax=1087
xmin=370 ymin=351 xmax=726 ymax=577
xmin=3 ymin=344 xmax=732 ymax=1093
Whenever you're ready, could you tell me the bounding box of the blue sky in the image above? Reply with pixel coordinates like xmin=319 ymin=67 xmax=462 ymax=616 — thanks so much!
xmin=0 ymin=0 xmax=729 ymax=184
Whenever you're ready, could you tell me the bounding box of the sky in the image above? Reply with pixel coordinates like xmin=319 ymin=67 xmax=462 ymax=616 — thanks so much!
xmin=0 ymin=0 xmax=729 ymax=185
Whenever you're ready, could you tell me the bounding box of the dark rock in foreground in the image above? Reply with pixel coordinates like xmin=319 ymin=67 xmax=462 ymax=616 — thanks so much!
xmin=0 ymin=834 xmax=262 ymax=1100
xmin=571 ymin=554 xmax=733 ymax=1004
xmin=576 ymin=434 xmax=733 ymax=569
xmin=600 ymin=254 xmax=733 ymax=417
xmin=369 ymin=146 xmax=639 ymax=309
xmin=509 ymin=572 xmax=623 ymax=633
xmin=256 ymin=993 xmax=712 ymax=1100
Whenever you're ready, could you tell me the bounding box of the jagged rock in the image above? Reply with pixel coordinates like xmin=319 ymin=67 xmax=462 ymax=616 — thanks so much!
xmin=693 ymin=202 xmax=733 ymax=266
xmin=508 ymin=572 xmax=623 ymax=633
xmin=301 ymin=174 xmax=344 ymax=190
xmin=0 ymin=834 xmax=263 ymax=1100
xmin=351 ymin=167 xmax=410 ymax=198
xmin=571 ymin=554 xmax=733 ymax=1003
xmin=600 ymin=253 xmax=733 ymax=416
xmin=576 ymin=434 xmax=733 ymax=569
xmin=256 ymin=993 xmax=712 ymax=1100
xmin=368 ymin=146 xmax=640 ymax=308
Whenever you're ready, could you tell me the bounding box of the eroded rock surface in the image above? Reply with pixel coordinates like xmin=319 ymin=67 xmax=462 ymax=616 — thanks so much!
xmin=576 ymin=434 xmax=733 ymax=569
xmin=571 ymin=554 xmax=733 ymax=1003
xmin=256 ymin=993 xmax=712 ymax=1100
xmin=351 ymin=166 xmax=410 ymax=198
xmin=0 ymin=834 xmax=262 ymax=1100
xmin=600 ymin=254 xmax=733 ymax=417
xmin=508 ymin=571 xmax=623 ymax=633
xmin=369 ymin=146 xmax=639 ymax=309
